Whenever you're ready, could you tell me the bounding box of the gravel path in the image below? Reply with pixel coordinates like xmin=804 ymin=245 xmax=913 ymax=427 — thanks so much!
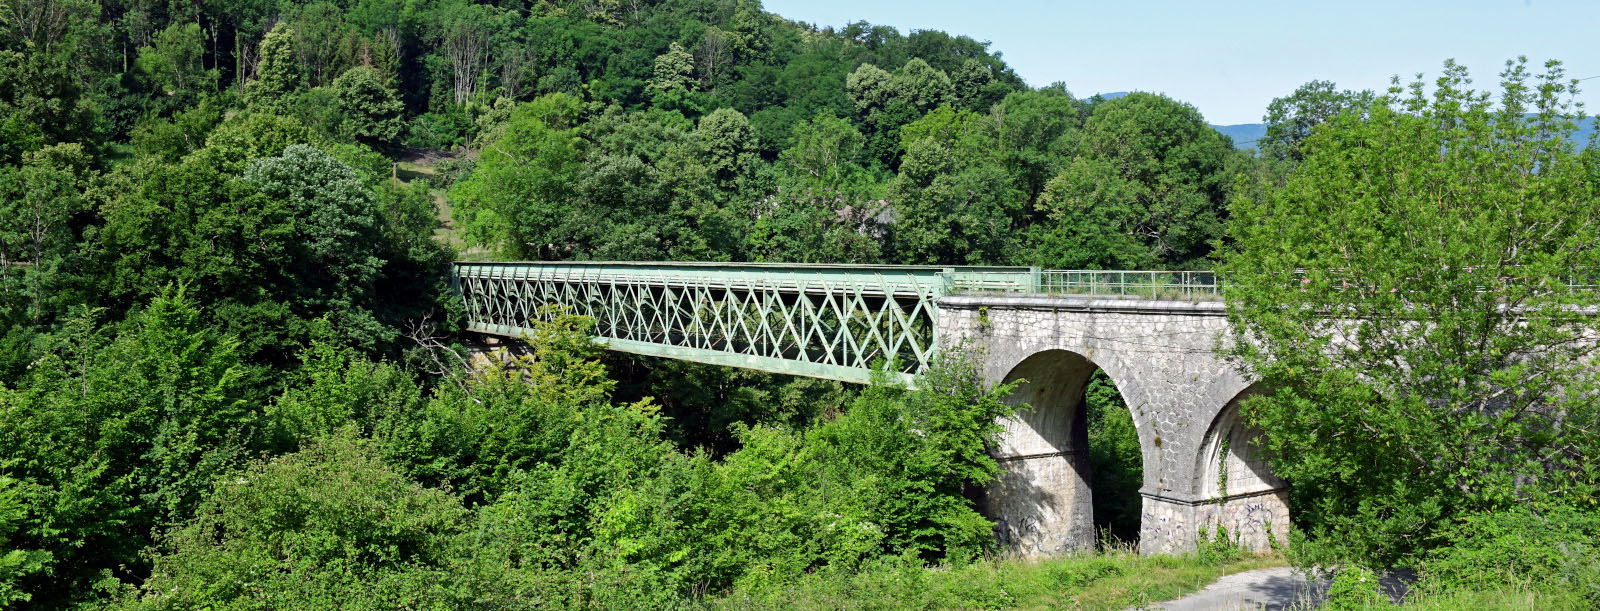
xmin=1152 ymin=566 xmax=1412 ymax=610
xmin=1154 ymin=566 xmax=1324 ymax=611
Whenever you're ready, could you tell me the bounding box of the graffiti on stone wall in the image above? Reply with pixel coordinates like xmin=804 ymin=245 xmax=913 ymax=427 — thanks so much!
xmin=994 ymin=515 xmax=1087 ymax=556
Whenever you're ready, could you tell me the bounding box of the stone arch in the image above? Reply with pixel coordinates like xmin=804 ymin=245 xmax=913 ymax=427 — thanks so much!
xmin=1188 ymin=385 xmax=1290 ymax=551
xmin=986 ymin=349 xmax=1147 ymax=557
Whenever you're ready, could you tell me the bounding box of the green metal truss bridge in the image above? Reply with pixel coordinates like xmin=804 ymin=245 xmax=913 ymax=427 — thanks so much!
xmin=451 ymin=262 xmax=1222 ymax=385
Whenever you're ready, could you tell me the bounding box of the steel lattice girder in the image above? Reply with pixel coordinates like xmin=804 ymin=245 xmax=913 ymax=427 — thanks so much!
xmin=451 ymin=262 xmax=1031 ymax=386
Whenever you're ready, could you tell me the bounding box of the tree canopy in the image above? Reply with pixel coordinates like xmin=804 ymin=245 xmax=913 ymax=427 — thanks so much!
xmin=1223 ymin=59 xmax=1600 ymax=569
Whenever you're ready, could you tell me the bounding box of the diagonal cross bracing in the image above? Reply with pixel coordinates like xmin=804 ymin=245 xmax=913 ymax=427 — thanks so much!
xmin=452 ymin=262 xmax=1031 ymax=386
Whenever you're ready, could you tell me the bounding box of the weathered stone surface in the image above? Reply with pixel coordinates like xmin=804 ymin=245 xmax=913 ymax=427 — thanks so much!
xmin=990 ymin=452 xmax=1094 ymax=557
xmin=938 ymin=296 xmax=1288 ymax=555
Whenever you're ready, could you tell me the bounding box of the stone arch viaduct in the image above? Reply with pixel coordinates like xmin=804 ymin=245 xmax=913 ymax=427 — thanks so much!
xmin=453 ymin=262 xmax=1285 ymax=556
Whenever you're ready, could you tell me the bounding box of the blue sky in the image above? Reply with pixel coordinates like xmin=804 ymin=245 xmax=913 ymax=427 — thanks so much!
xmin=762 ymin=0 xmax=1599 ymax=125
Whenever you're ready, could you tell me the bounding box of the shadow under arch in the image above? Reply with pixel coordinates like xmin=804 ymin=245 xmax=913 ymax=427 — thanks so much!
xmin=1190 ymin=385 xmax=1291 ymax=551
xmin=988 ymin=349 xmax=1146 ymax=557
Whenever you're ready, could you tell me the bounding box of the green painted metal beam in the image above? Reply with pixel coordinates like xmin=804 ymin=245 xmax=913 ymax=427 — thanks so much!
xmin=453 ymin=261 xmax=1036 ymax=385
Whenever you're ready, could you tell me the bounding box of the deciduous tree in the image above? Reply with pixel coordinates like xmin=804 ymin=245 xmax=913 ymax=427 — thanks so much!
xmin=1222 ymin=59 xmax=1600 ymax=566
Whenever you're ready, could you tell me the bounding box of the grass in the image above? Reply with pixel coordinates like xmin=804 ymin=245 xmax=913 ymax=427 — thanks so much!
xmin=703 ymin=548 xmax=1286 ymax=610
xmin=1394 ymin=586 xmax=1588 ymax=610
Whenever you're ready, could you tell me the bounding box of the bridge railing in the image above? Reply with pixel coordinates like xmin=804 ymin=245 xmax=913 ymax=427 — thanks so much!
xmin=1038 ymin=270 xmax=1224 ymax=300
xmin=942 ymin=268 xmax=1225 ymax=300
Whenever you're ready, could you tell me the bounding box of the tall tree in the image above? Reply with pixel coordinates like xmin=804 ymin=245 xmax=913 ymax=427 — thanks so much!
xmin=1026 ymin=92 xmax=1233 ymax=269
xmin=991 ymin=88 xmax=1080 ymax=212
xmin=1222 ymin=59 xmax=1600 ymax=566
xmin=331 ymin=65 xmax=405 ymax=148
xmin=434 ymin=0 xmax=495 ymax=107
xmin=133 ymin=23 xmax=216 ymax=102
xmin=886 ymin=107 xmax=1019 ymax=265
xmin=0 ymin=143 xmax=93 ymax=322
xmin=450 ymin=93 xmax=584 ymax=259
xmin=1259 ymin=79 xmax=1375 ymax=162
xmin=247 ymin=22 xmax=300 ymax=109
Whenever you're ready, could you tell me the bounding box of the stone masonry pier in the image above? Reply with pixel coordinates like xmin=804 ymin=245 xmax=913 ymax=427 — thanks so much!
xmin=938 ymin=295 xmax=1288 ymax=556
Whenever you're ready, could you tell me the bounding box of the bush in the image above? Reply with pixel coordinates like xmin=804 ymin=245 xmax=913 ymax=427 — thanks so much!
xmin=1324 ymin=565 xmax=1393 ymax=611
xmin=124 ymin=434 xmax=470 ymax=609
xmin=403 ymin=111 xmax=473 ymax=149
xmin=1422 ymin=505 xmax=1600 ymax=605
xmin=0 ymin=290 xmax=255 ymax=602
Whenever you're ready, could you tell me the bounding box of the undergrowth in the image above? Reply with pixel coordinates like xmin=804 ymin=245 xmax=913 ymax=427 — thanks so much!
xmin=705 ymin=542 xmax=1283 ymax=610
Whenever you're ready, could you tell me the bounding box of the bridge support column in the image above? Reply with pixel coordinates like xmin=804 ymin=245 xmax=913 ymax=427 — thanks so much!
xmin=988 ymin=448 xmax=1094 ymax=558
xmin=1140 ymin=487 xmax=1290 ymax=554
xmin=985 ymin=354 xmax=1097 ymax=558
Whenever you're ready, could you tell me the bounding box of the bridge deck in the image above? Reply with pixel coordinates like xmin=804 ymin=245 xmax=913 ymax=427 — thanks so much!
xmin=451 ymin=262 xmax=1222 ymax=385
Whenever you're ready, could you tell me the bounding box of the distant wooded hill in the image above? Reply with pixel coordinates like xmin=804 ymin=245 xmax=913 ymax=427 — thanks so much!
xmin=1095 ymin=92 xmax=1595 ymax=151
xmin=1209 ymin=123 xmax=1268 ymax=149
xmin=1208 ymin=117 xmax=1595 ymax=151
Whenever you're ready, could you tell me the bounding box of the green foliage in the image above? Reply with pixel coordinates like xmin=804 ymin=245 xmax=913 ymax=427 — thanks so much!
xmin=129 ymin=100 xmax=223 ymax=162
xmin=403 ymin=110 xmax=474 ymax=149
xmin=1422 ymin=506 xmax=1600 ymax=604
xmin=709 ymin=547 xmax=1283 ymax=610
xmin=1083 ymin=370 xmax=1143 ymax=545
xmin=780 ymin=110 xmax=867 ymax=190
xmin=248 ymin=23 xmax=301 ymax=110
xmin=1222 ymin=59 xmax=1600 ymax=568
xmin=993 ymin=89 xmax=1080 ymax=209
xmin=376 ymin=311 xmax=615 ymax=502
xmin=1194 ymin=523 xmax=1247 ymax=567
xmin=125 ymin=433 xmax=470 ymax=609
xmin=887 ymin=111 xmax=1021 ymax=264
xmin=196 ymin=112 xmax=316 ymax=173
xmin=331 ymin=66 xmax=406 ymax=148
xmin=264 ymin=337 xmax=426 ymax=452
xmin=19 ymin=0 xmax=1595 ymax=605
xmin=748 ymin=109 xmax=884 ymax=261
xmin=133 ymin=23 xmax=217 ymax=110
xmin=893 ymin=58 xmax=953 ymax=113
xmin=649 ymin=41 xmax=696 ymax=93
xmin=1324 ymin=565 xmax=1394 ymax=610
xmin=1260 ymin=79 xmax=1375 ymax=162
xmin=0 ymin=0 xmax=101 ymax=163
xmin=636 ymin=358 xmax=847 ymax=453
xmin=96 ymin=124 xmax=445 ymax=368
xmin=0 ymin=143 xmax=95 ymax=324
xmin=800 ymin=351 xmax=1019 ymax=561
xmin=0 ymin=289 xmax=254 ymax=603
xmin=698 ymin=107 xmax=757 ymax=182
xmin=450 ymin=93 xmax=584 ymax=258
xmin=0 ymin=476 xmax=50 ymax=607
xmin=1026 ymin=92 xmax=1234 ymax=269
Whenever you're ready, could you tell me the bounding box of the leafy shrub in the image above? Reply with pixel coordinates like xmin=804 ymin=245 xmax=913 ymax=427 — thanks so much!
xmin=124 ymin=433 xmax=470 ymax=609
xmin=1324 ymin=565 xmax=1393 ymax=611
xmin=403 ymin=111 xmax=472 ymax=149
xmin=429 ymin=155 xmax=476 ymax=189
xmin=0 ymin=476 xmax=50 ymax=607
xmin=0 ymin=289 xmax=255 ymax=602
xmin=331 ymin=66 xmax=405 ymax=148
xmin=1195 ymin=524 xmax=1246 ymax=567
xmin=1422 ymin=505 xmax=1600 ymax=605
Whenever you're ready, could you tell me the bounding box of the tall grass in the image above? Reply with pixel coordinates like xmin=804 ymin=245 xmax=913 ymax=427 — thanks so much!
xmin=704 ymin=542 xmax=1284 ymax=610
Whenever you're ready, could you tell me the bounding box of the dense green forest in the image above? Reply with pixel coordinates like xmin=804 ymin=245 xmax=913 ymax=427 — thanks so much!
xmin=2 ymin=0 xmax=1598 ymax=607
